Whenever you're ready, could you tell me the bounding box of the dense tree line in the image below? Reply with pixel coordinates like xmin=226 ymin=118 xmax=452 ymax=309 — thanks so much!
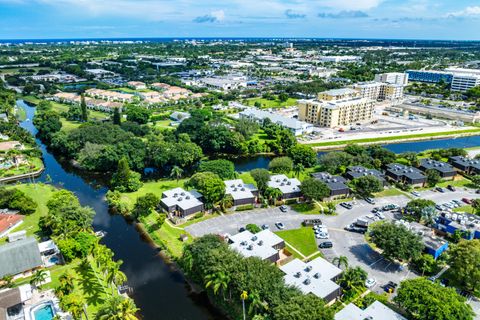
xmin=180 ymin=235 xmax=333 ymax=320
xmin=0 ymin=187 xmax=37 ymax=214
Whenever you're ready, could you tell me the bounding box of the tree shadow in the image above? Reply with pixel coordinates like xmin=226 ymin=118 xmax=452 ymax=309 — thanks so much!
xmin=75 ymin=263 xmax=106 ymax=307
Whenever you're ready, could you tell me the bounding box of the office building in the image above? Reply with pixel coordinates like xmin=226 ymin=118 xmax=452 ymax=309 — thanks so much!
xmin=228 ymin=230 xmax=285 ymax=262
xmin=280 ymin=258 xmax=342 ymax=303
xmin=405 ymin=70 xmax=453 ymax=83
xmin=374 ymin=72 xmax=409 ymax=86
xmin=449 ymin=156 xmax=480 ymax=175
xmin=345 ymin=166 xmax=386 ymax=186
xmin=451 ymin=74 xmax=480 ymax=92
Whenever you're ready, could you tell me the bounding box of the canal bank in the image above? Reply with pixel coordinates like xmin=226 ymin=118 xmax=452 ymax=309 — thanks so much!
xmin=16 ymin=100 xmax=219 ymax=320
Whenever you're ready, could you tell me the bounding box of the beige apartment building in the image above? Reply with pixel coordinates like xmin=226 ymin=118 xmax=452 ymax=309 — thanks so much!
xmin=298 ymin=91 xmax=375 ymax=128
xmin=351 ymin=82 xmax=404 ymax=101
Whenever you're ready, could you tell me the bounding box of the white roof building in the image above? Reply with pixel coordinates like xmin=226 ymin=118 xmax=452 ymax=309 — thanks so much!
xmin=280 ymin=258 xmax=342 ymax=302
xmin=239 ymin=108 xmax=313 ymax=136
xmin=160 ymin=187 xmax=204 ymax=217
xmin=268 ymin=174 xmax=301 ymax=198
xmin=224 ymin=179 xmax=258 ymax=205
xmin=229 ymin=230 xmax=285 ymax=262
xmin=335 ymin=301 xmax=406 ymax=320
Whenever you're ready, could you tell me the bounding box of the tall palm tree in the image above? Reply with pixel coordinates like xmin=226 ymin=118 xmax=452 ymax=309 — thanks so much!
xmin=95 ymin=296 xmax=139 ymax=320
xmin=58 ymin=271 xmax=76 ymax=296
xmin=339 ymin=267 xmax=367 ymax=291
xmin=30 ymin=269 xmax=48 ymax=289
xmin=170 ymin=166 xmax=183 ymax=185
xmin=332 ymin=256 xmax=349 ymax=269
xmin=293 ymin=163 xmax=304 ymax=178
xmin=205 ymin=271 xmax=230 ymax=300
xmin=62 ymin=293 xmax=85 ymax=320
xmin=219 ymin=194 xmax=234 ymax=212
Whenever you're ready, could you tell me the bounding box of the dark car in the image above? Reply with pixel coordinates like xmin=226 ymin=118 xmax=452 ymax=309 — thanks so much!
xmin=384 ymin=281 xmax=398 ymax=293
xmin=364 ymin=197 xmax=375 ymax=205
xmin=279 ymin=205 xmax=288 ymax=212
xmin=302 ymin=219 xmax=322 ymax=226
xmin=436 ymin=187 xmax=445 ymax=193
xmin=447 ymin=185 xmax=456 ymax=192
xmin=238 ymin=227 xmax=246 ymax=232
xmin=344 ymin=224 xmax=367 ymax=234
xmin=318 ymin=241 xmax=333 ymax=249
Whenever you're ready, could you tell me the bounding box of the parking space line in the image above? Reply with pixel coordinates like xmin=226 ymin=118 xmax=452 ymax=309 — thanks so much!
xmin=369 ymin=257 xmax=383 ymax=267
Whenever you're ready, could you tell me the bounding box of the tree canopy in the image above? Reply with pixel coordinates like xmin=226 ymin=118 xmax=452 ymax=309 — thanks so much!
xmin=268 ymin=157 xmax=293 ymax=174
xmin=349 ymin=175 xmax=383 ymax=197
xmin=198 ymin=159 xmax=236 ymax=180
xmin=448 ymin=240 xmax=480 ymax=293
xmin=187 ymin=172 xmax=225 ymax=207
xmin=300 ymin=178 xmax=330 ymax=201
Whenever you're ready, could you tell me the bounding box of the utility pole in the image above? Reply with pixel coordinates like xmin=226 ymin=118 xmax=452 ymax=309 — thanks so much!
xmin=241 ymin=290 xmax=248 ymax=320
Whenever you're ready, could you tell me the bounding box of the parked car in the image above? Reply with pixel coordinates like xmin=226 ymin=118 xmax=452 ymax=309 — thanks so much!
xmin=436 ymin=187 xmax=445 ymax=193
xmin=261 ymin=224 xmax=269 ymax=230
xmin=371 ymin=207 xmax=380 ymax=213
xmin=374 ymin=212 xmax=386 ymax=220
xmin=302 ymin=219 xmax=322 ymax=226
xmin=462 ymin=198 xmax=472 ymax=204
xmin=365 ymin=278 xmax=376 ymax=288
xmin=365 ymin=197 xmax=375 ymax=205
xmin=340 ymin=202 xmax=353 ymax=209
xmin=344 ymin=224 xmax=367 ymax=234
xmin=318 ymin=241 xmax=333 ymax=249
xmin=411 ymin=191 xmax=420 ymax=197
xmin=279 ymin=205 xmax=288 ymax=212
xmin=238 ymin=227 xmax=246 ymax=232
xmin=382 ymin=204 xmax=399 ymax=211
xmin=447 ymin=185 xmax=456 ymax=192
xmin=275 ymin=222 xmax=285 ymax=230
xmin=384 ymin=281 xmax=398 ymax=293
xmin=315 ymin=232 xmax=329 ymax=239
xmin=452 ymin=199 xmax=462 ymax=206
xmin=435 ymin=204 xmax=444 ymax=210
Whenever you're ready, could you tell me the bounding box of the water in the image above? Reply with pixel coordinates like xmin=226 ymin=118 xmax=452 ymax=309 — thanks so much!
xmin=33 ymin=304 xmax=54 ymax=320
xmin=17 ymin=100 xmax=216 ymax=320
xmin=231 ymin=135 xmax=480 ymax=172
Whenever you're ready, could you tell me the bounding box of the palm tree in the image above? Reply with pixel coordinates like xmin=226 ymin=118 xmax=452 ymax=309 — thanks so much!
xmin=170 ymin=166 xmax=183 ymax=185
xmin=332 ymin=256 xmax=349 ymax=269
xmin=95 ymin=296 xmax=139 ymax=320
xmin=30 ymin=269 xmax=48 ymax=289
xmin=58 ymin=271 xmax=76 ymax=296
xmin=293 ymin=163 xmax=304 ymax=178
xmin=0 ymin=275 xmax=13 ymax=288
xmin=219 ymin=194 xmax=234 ymax=212
xmin=339 ymin=267 xmax=367 ymax=291
xmin=264 ymin=187 xmax=283 ymax=205
xmin=205 ymin=271 xmax=230 ymax=300
xmin=248 ymin=291 xmax=268 ymax=316
xmin=326 ymin=202 xmax=336 ymax=215
xmin=62 ymin=293 xmax=85 ymax=320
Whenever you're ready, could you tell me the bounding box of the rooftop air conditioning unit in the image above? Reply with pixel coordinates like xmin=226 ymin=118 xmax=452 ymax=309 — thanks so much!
xmin=181 ymin=192 xmax=185 ymax=196
xmin=258 ymin=240 xmax=263 ymax=246
xmin=185 ymin=196 xmax=190 ymax=200
xmin=305 ymin=266 xmax=312 ymax=272
xmin=303 ymin=278 xmax=311 ymax=285
xmin=178 ymin=197 xmax=183 ymax=201
xmin=295 ymin=272 xmax=301 ymax=278
xmin=252 ymin=236 xmax=258 ymax=241
xmin=247 ymin=245 xmax=253 ymax=250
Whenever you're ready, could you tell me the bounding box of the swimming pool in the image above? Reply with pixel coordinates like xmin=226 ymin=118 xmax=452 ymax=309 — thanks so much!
xmin=32 ymin=302 xmax=55 ymax=320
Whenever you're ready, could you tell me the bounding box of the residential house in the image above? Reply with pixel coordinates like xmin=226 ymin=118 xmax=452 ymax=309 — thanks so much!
xmin=449 ymin=156 xmax=480 ymax=175
xmin=224 ymin=179 xmax=258 ymax=206
xmin=228 ymin=230 xmax=285 ymax=263
xmin=0 ymin=237 xmax=43 ymax=278
xmin=160 ymin=187 xmax=204 ymax=217
xmin=0 ymin=285 xmax=33 ymax=320
xmin=419 ymin=159 xmax=456 ymax=179
xmin=280 ymin=257 xmax=343 ymax=303
xmin=385 ymin=163 xmax=426 ymax=187
xmin=311 ymin=172 xmax=350 ymax=199
xmin=267 ymin=174 xmax=302 ymax=199
xmin=126 ymin=81 xmax=146 ymax=90
xmin=0 ymin=214 xmax=24 ymax=238
xmin=335 ymin=301 xmax=406 ymax=320
xmin=345 ymin=166 xmax=387 ymax=186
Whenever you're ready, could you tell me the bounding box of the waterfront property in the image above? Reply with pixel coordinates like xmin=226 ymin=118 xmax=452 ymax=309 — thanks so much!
xmin=0 ymin=237 xmax=42 ymax=278
xmin=224 ymin=179 xmax=258 ymax=206
xmin=159 ymin=187 xmax=204 ymax=218
xmin=267 ymin=174 xmax=302 ymax=200
xmin=0 ymin=214 xmax=24 ymax=238
xmin=345 ymin=166 xmax=387 ymax=186
xmin=418 ymin=158 xmax=456 ymax=179
xmin=385 ymin=163 xmax=426 ymax=187
xmin=228 ymin=230 xmax=285 ymax=263
xmin=335 ymin=301 xmax=406 ymax=320
xmin=0 ymin=285 xmax=33 ymax=320
xmin=311 ymin=172 xmax=350 ymax=199
xmin=449 ymin=156 xmax=480 ymax=175
xmin=280 ymin=257 xmax=342 ymax=303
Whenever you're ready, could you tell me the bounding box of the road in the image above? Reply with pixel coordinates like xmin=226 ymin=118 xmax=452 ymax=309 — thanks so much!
xmin=185 ymin=187 xmax=478 ymax=293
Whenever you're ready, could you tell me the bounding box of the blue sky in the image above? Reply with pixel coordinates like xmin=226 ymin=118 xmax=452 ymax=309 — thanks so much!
xmin=1 ymin=0 xmax=480 ymax=40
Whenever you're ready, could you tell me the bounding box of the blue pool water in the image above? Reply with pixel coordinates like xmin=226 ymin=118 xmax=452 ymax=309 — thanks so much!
xmin=33 ymin=304 xmax=54 ymax=320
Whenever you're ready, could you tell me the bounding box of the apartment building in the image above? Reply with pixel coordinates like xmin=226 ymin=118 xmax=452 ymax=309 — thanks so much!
xmin=374 ymin=72 xmax=409 ymax=86
xmin=351 ymin=82 xmax=404 ymax=101
xmin=298 ymin=91 xmax=375 ymax=128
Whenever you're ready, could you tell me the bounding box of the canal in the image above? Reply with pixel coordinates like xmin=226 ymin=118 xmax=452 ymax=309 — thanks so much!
xmin=17 ymin=99 xmax=480 ymax=319
xmin=17 ymin=100 xmax=217 ymax=320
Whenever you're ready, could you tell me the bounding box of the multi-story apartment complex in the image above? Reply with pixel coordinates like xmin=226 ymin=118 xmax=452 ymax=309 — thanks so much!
xmin=298 ymin=89 xmax=375 ymax=128
xmin=351 ymin=82 xmax=404 ymax=101
xmin=374 ymin=72 xmax=409 ymax=86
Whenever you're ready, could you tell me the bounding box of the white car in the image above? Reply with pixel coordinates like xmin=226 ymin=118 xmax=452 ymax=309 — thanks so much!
xmin=374 ymin=212 xmax=386 ymax=220
xmin=315 ymin=232 xmax=329 ymax=239
xmin=365 ymin=278 xmax=376 ymax=288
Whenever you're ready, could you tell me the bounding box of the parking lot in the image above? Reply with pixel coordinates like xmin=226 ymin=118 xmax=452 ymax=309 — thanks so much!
xmin=185 ymin=186 xmax=479 ymax=293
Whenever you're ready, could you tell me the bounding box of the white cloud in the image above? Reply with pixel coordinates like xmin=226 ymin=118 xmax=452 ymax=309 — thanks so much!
xmin=447 ymin=6 xmax=480 ymax=18
xmin=316 ymin=0 xmax=383 ymax=11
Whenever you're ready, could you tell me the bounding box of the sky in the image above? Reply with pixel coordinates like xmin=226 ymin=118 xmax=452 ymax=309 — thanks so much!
xmin=1 ymin=0 xmax=480 ymax=40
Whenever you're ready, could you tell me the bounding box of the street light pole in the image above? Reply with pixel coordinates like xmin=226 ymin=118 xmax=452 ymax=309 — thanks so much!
xmin=241 ymin=290 xmax=248 ymax=320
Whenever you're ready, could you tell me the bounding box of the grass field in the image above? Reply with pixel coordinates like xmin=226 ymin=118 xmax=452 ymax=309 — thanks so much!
xmin=291 ymin=202 xmax=321 ymax=215
xmin=306 ymin=128 xmax=480 ymax=148
xmin=120 ymin=178 xmax=187 ymax=210
xmin=0 ymin=156 xmax=43 ymax=178
xmin=275 ymin=227 xmax=318 ymax=257
xmin=2 ymin=183 xmax=56 ymax=243
xmin=246 ymin=97 xmax=297 ymax=109
xmin=152 ymin=119 xmax=175 ymax=130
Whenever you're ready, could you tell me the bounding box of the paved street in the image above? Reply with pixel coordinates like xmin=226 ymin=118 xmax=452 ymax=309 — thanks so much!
xmin=185 ymin=186 xmax=479 ymax=293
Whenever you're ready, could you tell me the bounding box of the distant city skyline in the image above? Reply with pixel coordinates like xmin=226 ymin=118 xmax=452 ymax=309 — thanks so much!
xmin=1 ymin=0 xmax=480 ymax=40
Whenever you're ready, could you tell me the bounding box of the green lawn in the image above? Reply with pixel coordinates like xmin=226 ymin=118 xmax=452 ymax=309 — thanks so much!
xmin=238 ymin=172 xmax=256 ymax=185
xmin=152 ymin=119 xmax=175 ymax=130
xmin=0 ymin=156 xmax=44 ymax=178
xmin=275 ymin=227 xmax=318 ymax=257
xmin=1 ymin=183 xmax=55 ymax=243
xmin=291 ymin=202 xmax=321 ymax=215
xmin=374 ymin=187 xmax=408 ymax=198
xmin=306 ymin=128 xmax=480 ymax=147
xmin=119 ymin=178 xmax=187 ymax=210
xmin=437 ymin=177 xmax=473 ymax=189
xmin=246 ymin=97 xmax=297 ymax=109
xmin=50 ymin=101 xmax=109 ymax=121
xmin=139 ymin=212 xmax=191 ymax=258
xmin=454 ymin=205 xmax=474 ymax=214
